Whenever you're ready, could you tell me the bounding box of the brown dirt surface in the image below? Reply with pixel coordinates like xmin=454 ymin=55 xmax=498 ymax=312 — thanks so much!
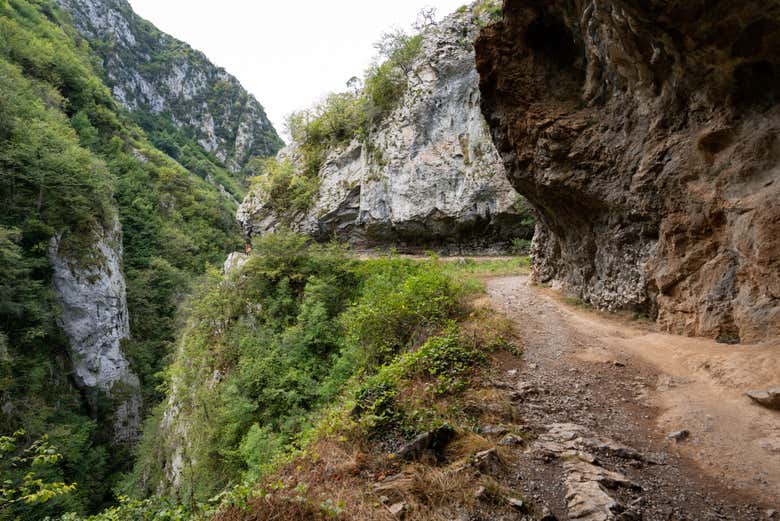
xmin=486 ymin=275 xmax=779 ymax=520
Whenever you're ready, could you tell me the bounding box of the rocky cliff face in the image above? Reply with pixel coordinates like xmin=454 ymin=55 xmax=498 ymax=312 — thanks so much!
xmin=238 ymin=4 xmax=533 ymax=252
xmin=49 ymin=218 xmax=141 ymax=444
xmin=476 ymin=0 xmax=780 ymax=342
xmin=57 ymin=0 xmax=282 ymax=172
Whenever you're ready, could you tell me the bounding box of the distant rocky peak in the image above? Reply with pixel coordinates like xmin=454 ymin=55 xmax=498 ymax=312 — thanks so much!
xmin=57 ymin=0 xmax=283 ymax=172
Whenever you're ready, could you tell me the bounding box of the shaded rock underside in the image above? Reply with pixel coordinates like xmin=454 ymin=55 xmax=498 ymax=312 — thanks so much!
xmin=476 ymin=0 xmax=780 ymax=343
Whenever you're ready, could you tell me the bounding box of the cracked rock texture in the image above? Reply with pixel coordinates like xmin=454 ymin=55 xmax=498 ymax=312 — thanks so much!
xmin=534 ymin=423 xmax=641 ymax=520
xmin=49 ymin=218 xmax=141 ymax=444
xmin=57 ymin=0 xmax=282 ymax=171
xmin=238 ymin=4 xmax=532 ymax=252
xmin=476 ymin=0 xmax=780 ymax=342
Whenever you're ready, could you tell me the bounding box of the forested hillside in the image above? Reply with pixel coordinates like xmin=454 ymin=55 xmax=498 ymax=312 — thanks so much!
xmin=0 ymin=0 xmax=255 ymax=517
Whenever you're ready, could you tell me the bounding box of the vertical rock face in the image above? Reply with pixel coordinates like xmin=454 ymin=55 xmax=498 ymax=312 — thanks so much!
xmin=238 ymin=4 xmax=533 ymax=252
xmin=56 ymin=0 xmax=282 ymax=171
xmin=223 ymin=251 xmax=249 ymax=277
xmin=476 ymin=0 xmax=780 ymax=343
xmin=49 ymin=218 xmax=141 ymax=443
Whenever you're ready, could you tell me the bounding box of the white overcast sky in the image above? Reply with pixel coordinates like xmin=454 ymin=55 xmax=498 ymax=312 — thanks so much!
xmin=127 ymin=0 xmax=468 ymax=140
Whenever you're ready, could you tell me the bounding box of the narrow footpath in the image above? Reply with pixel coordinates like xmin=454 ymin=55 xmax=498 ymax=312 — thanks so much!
xmin=485 ymin=275 xmax=780 ymax=520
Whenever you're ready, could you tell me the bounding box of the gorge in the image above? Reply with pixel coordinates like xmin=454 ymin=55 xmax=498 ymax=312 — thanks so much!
xmin=0 ymin=0 xmax=778 ymax=520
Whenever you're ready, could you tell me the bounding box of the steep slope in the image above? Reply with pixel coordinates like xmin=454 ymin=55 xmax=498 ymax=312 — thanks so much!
xmin=125 ymin=237 xmax=525 ymax=509
xmin=0 ymin=0 xmax=248 ymax=516
xmin=238 ymin=2 xmax=533 ymax=252
xmin=57 ymin=0 xmax=283 ymax=180
xmin=476 ymin=0 xmax=780 ymax=343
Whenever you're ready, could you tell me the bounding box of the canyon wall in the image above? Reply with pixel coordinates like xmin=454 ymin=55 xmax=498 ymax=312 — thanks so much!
xmin=57 ymin=0 xmax=282 ymax=171
xmin=49 ymin=218 xmax=141 ymax=443
xmin=476 ymin=0 xmax=780 ymax=343
xmin=238 ymin=4 xmax=533 ymax=252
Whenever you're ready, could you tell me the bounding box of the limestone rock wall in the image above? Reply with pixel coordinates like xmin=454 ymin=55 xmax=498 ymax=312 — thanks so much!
xmin=238 ymin=3 xmax=533 ymax=252
xmin=476 ymin=0 xmax=780 ymax=342
xmin=49 ymin=218 xmax=141 ymax=443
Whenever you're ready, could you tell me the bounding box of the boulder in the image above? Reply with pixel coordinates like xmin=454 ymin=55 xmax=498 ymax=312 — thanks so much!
xmin=396 ymin=425 xmax=456 ymax=462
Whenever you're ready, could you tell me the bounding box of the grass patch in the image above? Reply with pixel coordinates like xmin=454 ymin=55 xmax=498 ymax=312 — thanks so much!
xmin=441 ymin=256 xmax=531 ymax=278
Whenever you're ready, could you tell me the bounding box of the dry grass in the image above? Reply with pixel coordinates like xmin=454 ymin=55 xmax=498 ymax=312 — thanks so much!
xmin=444 ymin=431 xmax=494 ymax=462
xmin=460 ymin=299 xmax=523 ymax=356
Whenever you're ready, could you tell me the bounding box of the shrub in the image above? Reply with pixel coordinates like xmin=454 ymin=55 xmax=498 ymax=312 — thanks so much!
xmin=247 ymin=157 xmax=321 ymax=223
xmin=286 ymin=91 xmax=367 ymax=178
xmin=341 ymin=259 xmax=465 ymax=366
xmin=60 ymin=495 xmax=198 ymax=521
xmin=0 ymin=430 xmax=77 ymax=520
xmin=278 ymin=27 xmax=425 ymax=186
xmin=350 ymin=322 xmax=487 ymax=436
xmin=136 ymin=239 xmax=473 ymax=501
xmin=364 ymin=32 xmax=422 ymax=119
xmin=408 ymin=323 xmax=486 ymax=394
xmin=510 ymin=238 xmax=532 ymax=254
xmin=473 ymin=0 xmax=503 ymax=26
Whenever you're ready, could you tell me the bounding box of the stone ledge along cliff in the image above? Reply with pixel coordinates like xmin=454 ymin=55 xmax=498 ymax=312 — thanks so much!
xmin=57 ymin=0 xmax=283 ymax=174
xmin=476 ymin=0 xmax=780 ymax=343
xmin=238 ymin=3 xmax=534 ymax=253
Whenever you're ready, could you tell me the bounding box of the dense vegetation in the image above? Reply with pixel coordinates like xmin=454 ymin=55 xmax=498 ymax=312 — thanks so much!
xmin=75 ymin=234 xmax=517 ymax=521
xmin=133 ymin=111 xmax=244 ymax=200
xmin=52 ymin=242 xmax=526 ymax=520
xmin=128 ymin=233 xmax=474 ymax=505
xmin=0 ymin=0 xmax=244 ymax=517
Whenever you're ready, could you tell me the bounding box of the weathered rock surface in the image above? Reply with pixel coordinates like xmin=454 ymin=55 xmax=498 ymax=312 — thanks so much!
xmin=746 ymin=387 xmax=780 ymax=410
xmin=476 ymin=0 xmax=780 ymax=342
xmin=223 ymin=251 xmax=249 ymax=277
xmin=533 ymin=423 xmax=641 ymax=521
xmin=238 ymin=4 xmax=533 ymax=252
xmin=57 ymin=0 xmax=282 ymax=171
xmin=49 ymin=218 xmax=141 ymax=443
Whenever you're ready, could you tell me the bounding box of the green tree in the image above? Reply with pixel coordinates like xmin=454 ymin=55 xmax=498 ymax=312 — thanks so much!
xmin=0 ymin=429 xmax=76 ymax=519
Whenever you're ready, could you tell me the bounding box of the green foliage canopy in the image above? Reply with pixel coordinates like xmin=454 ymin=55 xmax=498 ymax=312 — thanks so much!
xmin=132 ymin=233 xmax=469 ymax=505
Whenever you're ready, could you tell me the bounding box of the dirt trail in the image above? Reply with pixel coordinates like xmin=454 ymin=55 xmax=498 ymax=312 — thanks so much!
xmin=485 ymin=275 xmax=779 ymax=519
